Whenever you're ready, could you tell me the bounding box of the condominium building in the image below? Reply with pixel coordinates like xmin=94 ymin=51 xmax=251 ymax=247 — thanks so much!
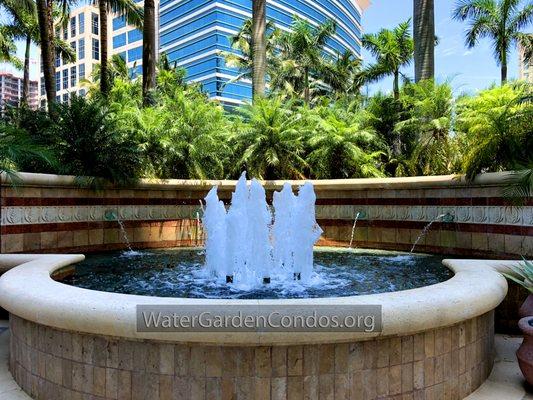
xmin=38 ymin=3 xmax=144 ymax=106
xmin=518 ymin=40 xmax=532 ymax=83
xmin=159 ymin=0 xmax=370 ymax=104
xmin=0 ymin=72 xmax=38 ymax=112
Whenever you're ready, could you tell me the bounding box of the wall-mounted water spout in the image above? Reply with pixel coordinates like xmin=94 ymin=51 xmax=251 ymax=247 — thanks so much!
xmin=442 ymin=212 xmax=455 ymax=223
xmin=410 ymin=214 xmax=447 ymax=253
xmin=105 ymin=209 xmax=134 ymax=253
xmin=348 ymin=211 xmax=362 ymax=248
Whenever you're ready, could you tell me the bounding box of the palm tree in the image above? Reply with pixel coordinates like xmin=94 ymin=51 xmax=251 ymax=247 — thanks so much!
xmin=321 ymin=50 xmax=367 ymax=99
xmin=395 ymin=80 xmax=455 ymax=175
xmin=252 ymin=0 xmax=266 ymax=99
xmin=92 ymin=0 xmax=142 ymax=95
xmin=456 ymin=83 xmax=532 ymax=179
xmin=0 ymin=0 xmax=32 ymax=70
xmin=2 ymin=0 xmax=75 ymax=106
xmin=222 ymin=19 xmax=281 ymax=87
xmin=363 ymin=20 xmax=414 ymax=100
xmin=307 ymin=112 xmax=383 ymax=179
xmin=452 ymin=0 xmax=533 ymax=84
xmin=413 ymin=0 xmax=435 ymax=81
xmin=274 ymin=17 xmax=336 ymax=104
xmin=82 ymin=53 xmax=130 ymax=95
xmin=0 ymin=26 xmax=22 ymax=68
xmin=36 ymin=0 xmax=57 ymax=107
xmin=233 ymin=97 xmax=307 ymax=179
xmin=142 ymin=0 xmax=155 ymax=105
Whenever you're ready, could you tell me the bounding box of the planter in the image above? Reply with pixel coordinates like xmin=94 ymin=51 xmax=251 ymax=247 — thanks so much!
xmin=517 ymin=317 xmax=533 ymax=385
xmin=519 ymin=294 xmax=533 ymax=318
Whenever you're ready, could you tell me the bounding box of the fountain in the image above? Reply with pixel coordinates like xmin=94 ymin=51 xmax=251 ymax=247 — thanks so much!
xmin=116 ymin=217 xmax=134 ymax=253
xmin=105 ymin=210 xmax=136 ymax=254
xmin=410 ymin=213 xmax=447 ymax=253
xmin=348 ymin=211 xmax=362 ymax=248
xmin=202 ymin=172 xmax=323 ymax=286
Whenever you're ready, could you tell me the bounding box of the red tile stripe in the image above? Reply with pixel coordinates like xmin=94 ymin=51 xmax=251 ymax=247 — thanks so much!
xmin=1 ymin=218 xmax=530 ymax=236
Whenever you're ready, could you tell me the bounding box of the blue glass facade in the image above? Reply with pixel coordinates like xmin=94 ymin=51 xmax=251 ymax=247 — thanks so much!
xmin=158 ymin=0 xmax=365 ymax=103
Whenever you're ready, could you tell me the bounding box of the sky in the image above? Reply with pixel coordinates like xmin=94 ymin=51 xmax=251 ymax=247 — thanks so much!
xmin=0 ymin=0 xmax=527 ymax=95
xmin=361 ymin=0 xmax=523 ymax=96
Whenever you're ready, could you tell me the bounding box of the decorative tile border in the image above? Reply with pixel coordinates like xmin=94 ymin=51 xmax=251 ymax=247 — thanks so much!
xmin=1 ymin=172 xmax=531 ymax=256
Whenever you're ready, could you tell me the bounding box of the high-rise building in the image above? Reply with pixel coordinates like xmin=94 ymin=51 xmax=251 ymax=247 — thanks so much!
xmin=518 ymin=39 xmax=532 ymax=83
xmin=159 ymin=0 xmax=370 ymax=104
xmin=0 ymin=72 xmax=39 ymax=112
xmin=38 ymin=3 xmax=145 ymax=106
xmin=40 ymin=0 xmax=369 ymax=105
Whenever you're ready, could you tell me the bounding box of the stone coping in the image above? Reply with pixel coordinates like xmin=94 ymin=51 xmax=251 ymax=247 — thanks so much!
xmin=0 ymin=171 xmax=513 ymax=191
xmin=0 ymin=252 xmax=513 ymax=345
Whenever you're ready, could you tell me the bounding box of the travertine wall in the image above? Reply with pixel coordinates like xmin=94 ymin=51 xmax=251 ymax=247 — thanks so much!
xmin=1 ymin=172 xmax=531 ymax=257
xmin=9 ymin=312 xmax=494 ymax=400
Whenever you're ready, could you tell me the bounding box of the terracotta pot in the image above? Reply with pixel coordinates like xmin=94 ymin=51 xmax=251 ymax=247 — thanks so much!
xmin=519 ymin=294 xmax=533 ymax=319
xmin=517 ymin=317 xmax=533 ymax=385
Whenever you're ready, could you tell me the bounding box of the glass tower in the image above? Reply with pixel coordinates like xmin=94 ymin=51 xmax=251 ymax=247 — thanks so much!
xmin=158 ymin=0 xmax=369 ymax=104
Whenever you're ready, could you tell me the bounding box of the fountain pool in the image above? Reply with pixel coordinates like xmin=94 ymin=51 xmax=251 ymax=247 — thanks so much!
xmin=0 ymin=173 xmax=513 ymax=400
xmin=59 ymin=248 xmax=453 ymax=299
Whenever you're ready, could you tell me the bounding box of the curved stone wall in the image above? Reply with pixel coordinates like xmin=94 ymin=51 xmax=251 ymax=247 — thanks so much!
xmin=9 ymin=312 xmax=494 ymax=400
xmin=1 ymin=172 xmax=531 ymax=257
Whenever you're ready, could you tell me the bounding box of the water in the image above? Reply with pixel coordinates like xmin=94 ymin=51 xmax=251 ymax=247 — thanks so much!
xmin=59 ymin=248 xmax=453 ymax=299
xmin=410 ymin=214 xmax=446 ymax=253
xmin=116 ymin=217 xmax=134 ymax=253
xmin=202 ymin=173 xmax=322 ymax=286
xmin=348 ymin=212 xmax=361 ymax=248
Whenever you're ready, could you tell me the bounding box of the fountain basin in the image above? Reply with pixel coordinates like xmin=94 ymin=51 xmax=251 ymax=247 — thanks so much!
xmin=0 ymin=253 xmax=513 ymax=399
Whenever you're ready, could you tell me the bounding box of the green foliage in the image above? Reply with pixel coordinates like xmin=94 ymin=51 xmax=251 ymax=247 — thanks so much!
xmin=396 ymin=80 xmax=457 ymax=175
xmin=49 ymin=96 xmax=144 ymax=184
xmin=0 ymin=122 xmax=55 ymax=177
xmin=131 ymin=90 xmax=231 ymax=179
xmin=452 ymin=0 xmax=533 ymax=82
xmin=232 ymin=97 xmax=308 ymax=179
xmin=307 ymin=108 xmax=383 ymax=179
xmin=502 ymin=259 xmax=533 ymax=293
xmin=455 ymin=83 xmax=532 ymax=179
xmin=362 ymin=20 xmax=414 ymax=98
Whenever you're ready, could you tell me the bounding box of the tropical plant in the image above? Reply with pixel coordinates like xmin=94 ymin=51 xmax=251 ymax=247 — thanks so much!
xmin=307 ymin=110 xmax=383 ymax=179
xmin=232 ymin=97 xmax=308 ymax=179
xmin=142 ymin=0 xmax=156 ymax=105
xmin=502 ymin=259 xmax=533 ymax=293
xmin=222 ymin=19 xmax=280 ymax=88
xmin=320 ymin=50 xmax=367 ymax=100
xmin=0 ymin=25 xmax=21 ymax=68
xmin=0 ymin=122 xmax=55 ymax=178
xmin=503 ymin=167 xmax=533 ymax=205
xmin=91 ymin=0 xmax=142 ymax=95
xmin=252 ymin=0 xmax=266 ymax=99
xmin=395 ymin=80 xmax=456 ymax=175
xmin=366 ymin=92 xmax=412 ymax=159
xmin=35 ymin=0 xmax=58 ymax=107
xmin=413 ymin=0 xmax=435 ymax=81
xmin=126 ymin=89 xmax=230 ymax=179
xmin=83 ymin=54 xmax=131 ymax=95
xmin=363 ymin=20 xmax=414 ymax=99
xmin=452 ymin=0 xmax=533 ymax=84
xmin=1 ymin=0 xmax=76 ymax=107
xmin=273 ymin=17 xmax=336 ymax=104
xmin=456 ymin=83 xmax=532 ymax=179
xmin=50 ymin=95 xmax=143 ymax=183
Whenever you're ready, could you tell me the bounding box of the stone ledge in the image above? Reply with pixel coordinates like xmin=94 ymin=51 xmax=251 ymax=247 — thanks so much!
xmin=0 ymin=253 xmax=511 ymax=345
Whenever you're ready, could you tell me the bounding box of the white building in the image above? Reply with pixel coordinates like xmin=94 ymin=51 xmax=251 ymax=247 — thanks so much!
xmin=38 ymin=3 xmax=145 ymax=106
